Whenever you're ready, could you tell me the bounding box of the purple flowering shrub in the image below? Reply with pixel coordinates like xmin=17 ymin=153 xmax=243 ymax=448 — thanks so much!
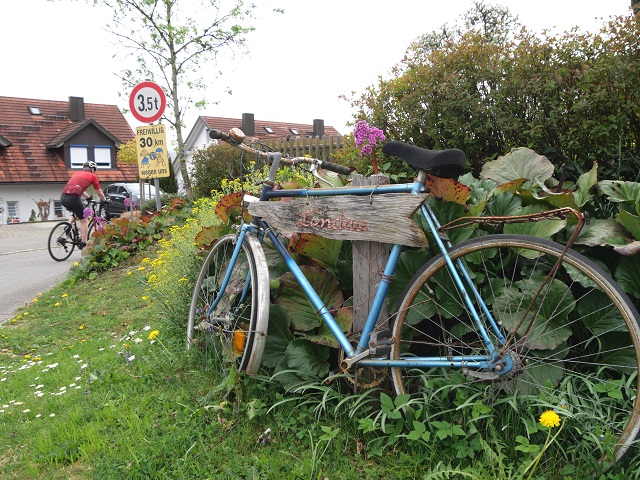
xmin=353 ymin=120 xmax=386 ymax=157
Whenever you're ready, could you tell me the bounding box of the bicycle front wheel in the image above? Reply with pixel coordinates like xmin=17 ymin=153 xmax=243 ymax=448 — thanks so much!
xmin=391 ymin=234 xmax=640 ymax=462
xmin=47 ymin=221 xmax=76 ymax=261
xmin=187 ymin=233 xmax=269 ymax=375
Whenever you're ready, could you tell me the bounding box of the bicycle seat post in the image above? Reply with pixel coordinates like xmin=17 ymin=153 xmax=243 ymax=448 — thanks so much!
xmin=266 ymin=152 xmax=282 ymax=185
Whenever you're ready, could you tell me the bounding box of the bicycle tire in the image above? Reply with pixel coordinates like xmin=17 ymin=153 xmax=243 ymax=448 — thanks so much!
xmin=187 ymin=233 xmax=269 ymax=375
xmin=391 ymin=234 xmax=640 ymax=462
xmin=47 ymin=221 xmax=76 ymax=261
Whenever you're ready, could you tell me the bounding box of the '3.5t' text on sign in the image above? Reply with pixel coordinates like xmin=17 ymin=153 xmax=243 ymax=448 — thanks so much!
xmin=135 ymin=124 xmax=170 ymax=179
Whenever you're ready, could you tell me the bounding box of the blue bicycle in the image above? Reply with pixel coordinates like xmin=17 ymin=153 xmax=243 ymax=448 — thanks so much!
xmin=188 ymin=128 xmax=640 ymax=463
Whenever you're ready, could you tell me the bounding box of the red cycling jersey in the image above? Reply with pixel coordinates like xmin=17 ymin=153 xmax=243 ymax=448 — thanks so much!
xmin=62 ymin=171 xmax=101 ymax=196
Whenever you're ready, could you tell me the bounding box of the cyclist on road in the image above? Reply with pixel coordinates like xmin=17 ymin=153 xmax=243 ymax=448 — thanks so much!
xmin=60 ymin=161 xmax=109 ymax=249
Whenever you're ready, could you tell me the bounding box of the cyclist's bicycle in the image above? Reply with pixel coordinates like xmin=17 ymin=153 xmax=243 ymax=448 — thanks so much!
xmin=188 ymin=128 xmax=640 ymax=463
xmin=47 ymin=198 xmax=108 ymax=261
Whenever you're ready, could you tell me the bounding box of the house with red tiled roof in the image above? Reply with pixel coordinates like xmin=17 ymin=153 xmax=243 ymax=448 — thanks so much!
xmin=0 ymin=96 xmax=137 ymax=224
xmin=178 ymin=113 xmax=342 ymax=189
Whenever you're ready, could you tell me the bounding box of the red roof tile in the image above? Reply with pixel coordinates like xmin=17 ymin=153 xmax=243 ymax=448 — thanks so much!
xmin=0 ymin=96 xmax=137 ymax=184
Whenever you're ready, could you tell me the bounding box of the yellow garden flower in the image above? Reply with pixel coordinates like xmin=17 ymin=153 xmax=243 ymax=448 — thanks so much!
xmin=148 ymin=330 xmax=160 ymax=340
xmin=539 ymin=410 xmax=561 ymax=428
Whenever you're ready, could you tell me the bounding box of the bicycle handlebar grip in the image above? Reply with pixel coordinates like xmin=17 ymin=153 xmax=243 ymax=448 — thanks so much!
xmin=209 ymin=129 xmax=223 ymax=140
xmin=319 ymin=161 xmax=352 ymax=176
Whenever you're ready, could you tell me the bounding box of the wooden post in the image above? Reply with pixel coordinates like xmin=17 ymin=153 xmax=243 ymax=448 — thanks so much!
xmin=351 ymin=174 xmax=390 ymax=334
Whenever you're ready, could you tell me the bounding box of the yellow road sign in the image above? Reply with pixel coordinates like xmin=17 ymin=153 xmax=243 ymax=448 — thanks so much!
xmin=135 ymin=124 xmax=170 ymax=179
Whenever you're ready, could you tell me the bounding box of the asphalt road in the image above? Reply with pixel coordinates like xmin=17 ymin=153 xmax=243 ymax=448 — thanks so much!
xmin=0 ymin=221 xmax=76 ymax=324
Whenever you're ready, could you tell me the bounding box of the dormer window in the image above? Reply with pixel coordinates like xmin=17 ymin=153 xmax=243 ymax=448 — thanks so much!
xmin=28 ymin=106 xmax=42 ymax=115
xmin=289 ymin=128 xmax=299 ymax=135
xmin=263 ymin=126 xmax=274 ymax=134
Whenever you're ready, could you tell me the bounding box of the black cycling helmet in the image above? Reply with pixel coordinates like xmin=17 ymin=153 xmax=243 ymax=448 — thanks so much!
xmin=83 ymin=161 xmax=97 ymax=172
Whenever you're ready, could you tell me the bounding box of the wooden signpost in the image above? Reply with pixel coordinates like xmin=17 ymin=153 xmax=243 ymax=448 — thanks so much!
xmin=246 ymin=192 xmax=429 ymax=248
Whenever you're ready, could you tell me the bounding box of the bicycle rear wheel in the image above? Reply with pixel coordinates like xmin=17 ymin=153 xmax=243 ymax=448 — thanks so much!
xmin=187 ymin=233 xmax=269 ymax=375
xmin=391 ymin=234 xmax=640 ymax=463
xmin=47 ymin=221 xmax=76 ymax=261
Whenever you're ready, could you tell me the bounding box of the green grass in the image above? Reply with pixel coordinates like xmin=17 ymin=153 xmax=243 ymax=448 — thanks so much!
xmin=2 ymin=253 xmax=640 ymax=479
xmin=0 ymin=259 xmax=414 ymax=479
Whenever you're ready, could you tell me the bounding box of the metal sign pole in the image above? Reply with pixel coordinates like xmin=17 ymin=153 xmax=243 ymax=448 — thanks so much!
xmin=154 ymin=178 xmax=161 ymax=212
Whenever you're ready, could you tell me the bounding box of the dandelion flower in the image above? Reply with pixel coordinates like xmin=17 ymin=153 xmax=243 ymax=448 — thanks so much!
xmin=62 ymin=293 xmax=68 ymax=298
xmin=73 ymin=262 xmax=79 ymax=267
xmin=138 ymin=266 xmax=145 ymax=271
xmin=127 ymin=271 xmax=132 ymax=276
xmin=539 ymin=410 xmax=561 ymax=428
xmin=148 ymin=330 xmax=160 ymax=340
xmin=79 ymin=324 xmax=85 ymax=330
xmin=32 ymin=299 xmax=38 ymax=303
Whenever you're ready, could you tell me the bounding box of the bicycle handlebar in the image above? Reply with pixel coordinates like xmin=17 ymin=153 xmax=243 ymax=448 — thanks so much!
xmin=209 ymin=128 xmax=352 ymax=176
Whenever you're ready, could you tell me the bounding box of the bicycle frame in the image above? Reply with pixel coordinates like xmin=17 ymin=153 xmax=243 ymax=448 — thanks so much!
xmin=207 ymin=153 xmax=512 ymax=375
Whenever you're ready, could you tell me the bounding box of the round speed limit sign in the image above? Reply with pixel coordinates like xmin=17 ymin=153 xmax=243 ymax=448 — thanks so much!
xmin=129 ymin=81 xmax=166 ymax=123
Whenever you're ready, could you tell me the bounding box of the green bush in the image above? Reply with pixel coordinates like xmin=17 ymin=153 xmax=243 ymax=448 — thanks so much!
xmin=353 ymin=7 xmax=640 ymax=181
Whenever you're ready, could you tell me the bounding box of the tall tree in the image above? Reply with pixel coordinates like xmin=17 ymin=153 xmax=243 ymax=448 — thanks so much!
xmin=89 ymin=0 xmax=258 ymax=198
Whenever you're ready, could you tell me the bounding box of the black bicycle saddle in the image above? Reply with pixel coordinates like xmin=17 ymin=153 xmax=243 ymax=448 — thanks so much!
xmin=382 ymin=141 xmax=467 ymax=179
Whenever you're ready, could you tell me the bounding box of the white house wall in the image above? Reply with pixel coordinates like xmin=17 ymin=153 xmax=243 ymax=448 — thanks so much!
xmin=0 ymin=182 xmax=116 ymax=225
xmin=175 ymin=122 xmax=211 ymax=191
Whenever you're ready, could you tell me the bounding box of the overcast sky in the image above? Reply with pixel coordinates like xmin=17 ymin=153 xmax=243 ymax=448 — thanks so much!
xmin=2 ymin=0 xmax=633 ymax=136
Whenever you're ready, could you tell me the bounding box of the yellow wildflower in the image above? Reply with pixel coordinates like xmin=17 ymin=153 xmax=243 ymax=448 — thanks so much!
xmin=148 ymin=330 xmax=160 ymax=340
xmin=54 ymin=302 xmax=61 ymax=307
xmin=127 ymin=271 xmax=132 ymax=276
xmin=62 ymin=293 xmax=68 ymax=298
xmin=79 ymin=324 xmax=85 ymax=330
xmin=73 ymin=261 xmax=79 ymax=267
xmin=32 ymin=298 xmax=38 ymax=303
xmin=138 ymin=266 xmax=145 ymax=271
xmin=539 ymin=410 xmax=561 ymax=428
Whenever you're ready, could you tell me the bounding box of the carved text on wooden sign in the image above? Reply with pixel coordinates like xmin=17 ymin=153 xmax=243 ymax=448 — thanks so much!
xmin=247 ymin=193 xmax=429 ymax=247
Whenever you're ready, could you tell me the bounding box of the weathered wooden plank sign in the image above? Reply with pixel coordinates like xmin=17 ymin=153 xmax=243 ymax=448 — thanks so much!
xmin=247 ymin=193 xmax=429 ymax=247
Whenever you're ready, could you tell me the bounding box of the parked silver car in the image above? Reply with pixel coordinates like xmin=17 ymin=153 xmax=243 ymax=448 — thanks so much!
xmin=103 ymin=182 xmax=165 ymax=218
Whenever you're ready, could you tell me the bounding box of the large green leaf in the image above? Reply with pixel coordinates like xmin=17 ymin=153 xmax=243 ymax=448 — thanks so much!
xmin=288 ymin=233 xmax=342 ymax=271
xmin=503 ymin=205 xmax=566 ymax=241
xmin=616 ymin=209 xmax=640 ymax=241
xmin=615 ymin=255 xmax=640 ymax=299
xmin=484 ymin=192 xmax=522 ymax=217
xmin=388 ymin=249 xmax=434 ymax=311
xmin=496 ymin=277 xmax=575 ymax=350
xmin=262 ymin=304 xmax=294 ymax=368
xmin=284 ymin=338 xmax=331 ymax=378
xmin=480 ymin=148 xmax=554 ymax=185
xmin=575 ymin=218 xmax=626 ymax=247
xmin=573 ymin=162 xmax=598 ymax=207
xmin=275 ymin=266 xmax=345 ymax=332
xmin=577 ymin=290 xmax=629 ymax=335
xmin=303 ymin=306 xmax=353 ymax=348
xmin=598 ymin=180 xmax=640 ymax=210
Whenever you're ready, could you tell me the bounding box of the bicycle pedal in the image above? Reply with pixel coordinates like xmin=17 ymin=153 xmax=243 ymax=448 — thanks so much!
xmin=368 ymin=329 xmax=393 ymax=355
